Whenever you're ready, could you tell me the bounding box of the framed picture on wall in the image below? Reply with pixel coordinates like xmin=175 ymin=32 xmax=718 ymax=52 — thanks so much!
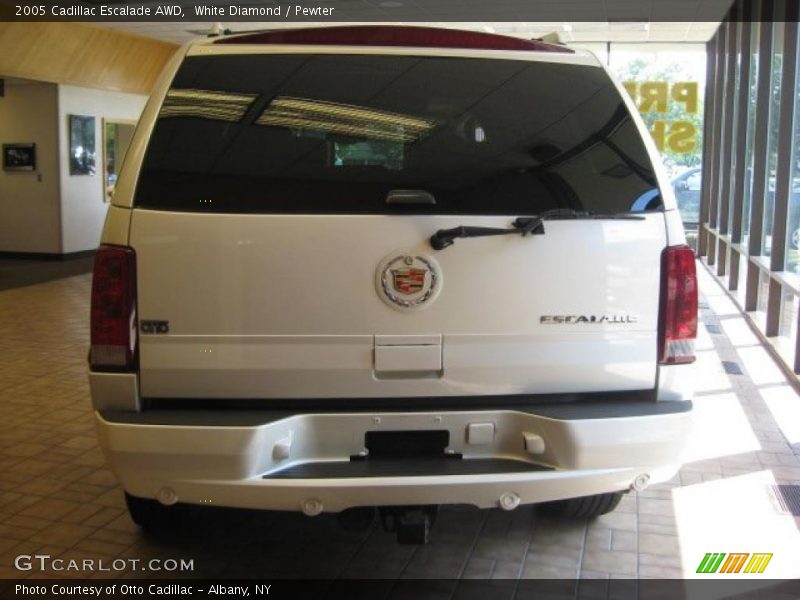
xmin=2 ymin=143 xmax=36 ymax=171
xmin=69 ymin=114 xmax=96 ymax=175
xmin=102 ymin=118 xmax=137 ymax=203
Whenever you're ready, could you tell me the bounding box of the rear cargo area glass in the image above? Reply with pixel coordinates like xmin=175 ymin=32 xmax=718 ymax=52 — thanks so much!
xmin=135 ymin=54 xmax=661 ymax=215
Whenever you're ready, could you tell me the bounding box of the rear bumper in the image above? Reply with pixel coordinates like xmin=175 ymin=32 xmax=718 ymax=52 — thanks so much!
xmin=96 ymin=401 xmax=692 ymax=512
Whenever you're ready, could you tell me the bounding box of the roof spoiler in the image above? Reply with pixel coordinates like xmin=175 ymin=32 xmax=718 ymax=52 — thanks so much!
xmin=214 ymin=25 xmax=574 ymax=54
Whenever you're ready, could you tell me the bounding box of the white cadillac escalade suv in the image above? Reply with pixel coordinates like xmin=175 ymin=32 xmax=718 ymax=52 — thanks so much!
xmin=89 ymin=26 xmax=697 ymax=543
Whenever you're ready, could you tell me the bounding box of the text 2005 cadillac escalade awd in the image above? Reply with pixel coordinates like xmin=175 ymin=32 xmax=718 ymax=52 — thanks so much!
xmin=89 ymin=26 xmax=697 ymax=542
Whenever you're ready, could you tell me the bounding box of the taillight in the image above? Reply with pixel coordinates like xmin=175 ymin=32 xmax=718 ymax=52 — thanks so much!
xmin=658 ymin=245 xmax=698 ymax=365
xmin=90 ymin=244 xmax=137 ymax=372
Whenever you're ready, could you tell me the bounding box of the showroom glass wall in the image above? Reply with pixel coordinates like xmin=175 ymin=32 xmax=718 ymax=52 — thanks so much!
xmin=700 ymin=0 xmax=800 ymax=373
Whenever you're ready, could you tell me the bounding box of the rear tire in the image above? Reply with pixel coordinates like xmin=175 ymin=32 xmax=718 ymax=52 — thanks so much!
xmin=125 ymin=493 xmax=180 ymax=530
xmin=539 ymin=492 xmax=623 ymax=519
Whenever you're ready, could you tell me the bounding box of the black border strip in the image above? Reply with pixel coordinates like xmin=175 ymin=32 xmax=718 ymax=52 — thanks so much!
xmin=0 ymin=0 xmax=754 ymax=23
xmin=1 ymin=578 xmax=798 ymax=599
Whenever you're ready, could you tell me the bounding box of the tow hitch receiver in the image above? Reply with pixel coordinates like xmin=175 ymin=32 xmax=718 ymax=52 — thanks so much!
xmin=379 ymin=505 xmax=439 ymax=544
xmin=353 ymin=430 xmax=451 ymax=543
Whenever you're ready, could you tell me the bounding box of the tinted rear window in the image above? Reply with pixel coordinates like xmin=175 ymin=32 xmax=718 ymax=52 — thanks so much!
xmin=135 ymin=54 xmax=661 ymax=215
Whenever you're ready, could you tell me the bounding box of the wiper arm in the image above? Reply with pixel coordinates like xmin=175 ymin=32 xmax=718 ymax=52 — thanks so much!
xmin=429 ymin=209 xmax=644 ymax=251
xmin=430 ymin=217 xmax=543 ymax=250
xmin=536 ymin=208 xmax=646 ymax=220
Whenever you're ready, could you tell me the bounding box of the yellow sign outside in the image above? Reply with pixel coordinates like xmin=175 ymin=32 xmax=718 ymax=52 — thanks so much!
xmin=623 ymin=81 xmax=699 ymax=154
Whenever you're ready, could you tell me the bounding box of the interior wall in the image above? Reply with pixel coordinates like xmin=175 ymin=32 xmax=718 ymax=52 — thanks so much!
xmin=58 ymin=85 xmax=147 ymax=254
xmin=0 ymin=80 xmax=61 ymax=253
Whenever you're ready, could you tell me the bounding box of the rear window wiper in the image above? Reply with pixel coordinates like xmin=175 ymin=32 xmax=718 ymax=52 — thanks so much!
xmin=430 ymin=217 xmax=543 ymax=250
xmin=429 ymin=209 xmax=646 ymax=250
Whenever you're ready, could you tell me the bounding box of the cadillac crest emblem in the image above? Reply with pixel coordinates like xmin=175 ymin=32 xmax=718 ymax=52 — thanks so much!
xmin=376 ymin=253 xmax=441 ymax=309
xmin=391 ymin=267 xmax=426 ymax=295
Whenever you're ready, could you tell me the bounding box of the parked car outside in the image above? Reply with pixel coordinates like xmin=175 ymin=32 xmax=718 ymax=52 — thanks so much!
xmin=674 ymin=167 xmax=800 ymax=269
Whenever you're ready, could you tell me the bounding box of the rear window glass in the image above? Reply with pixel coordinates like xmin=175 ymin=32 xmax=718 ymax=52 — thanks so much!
xmin=135 ymin=54 xmax=662 ymax=215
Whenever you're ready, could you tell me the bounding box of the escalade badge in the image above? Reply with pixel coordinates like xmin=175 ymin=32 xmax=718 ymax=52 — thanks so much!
xmin=376 ymin=253 xmax=442 ymax=310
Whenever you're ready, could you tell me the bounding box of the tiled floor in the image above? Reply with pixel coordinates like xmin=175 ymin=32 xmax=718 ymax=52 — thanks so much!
xmin=1 ymin=262 xmax=800 ymax=587
xmin=0 ymin=256 xmax=93 ymax=291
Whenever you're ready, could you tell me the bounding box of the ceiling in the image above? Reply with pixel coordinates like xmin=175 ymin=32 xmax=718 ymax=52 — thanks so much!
xmin=98 ymin=0 xmax=730 ymax=45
